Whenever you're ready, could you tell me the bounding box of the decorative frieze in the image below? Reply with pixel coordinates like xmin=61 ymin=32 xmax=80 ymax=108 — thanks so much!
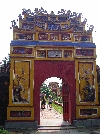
xmin=36 ymin=49 xmax=74 ymax=58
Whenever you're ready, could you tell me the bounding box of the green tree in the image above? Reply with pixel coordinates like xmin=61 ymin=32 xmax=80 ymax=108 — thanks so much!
xmin=40 ymin=83 xmax=52 ymax=99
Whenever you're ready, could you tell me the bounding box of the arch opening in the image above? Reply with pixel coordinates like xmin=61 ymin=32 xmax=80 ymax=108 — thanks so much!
xmin=40 ymin=77 xmax=71 ymax=126
xmin=34 ymin=60 xmax=76 ymax=125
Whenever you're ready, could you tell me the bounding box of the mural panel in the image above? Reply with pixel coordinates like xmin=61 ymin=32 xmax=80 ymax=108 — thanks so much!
xmin=47 ymin=50 xmax=62 ymax=58
xmin=76 ymin=49 xmax=94 ymax=57
xmin=78 ymin=62 xmax=95 ymax=102
xmin=10 ymin=111 xmax=31 ymax=117
xmin=12 ymin=61 xmax=30 ymax=104
xmin=38 ymin=33 xmax=48 ymax=40
xmin=80 ymin=109 xmax=97 ymax=116
xmin=76 ymin=106 xmax=99 ymax=119
xmin=64 ymin=50 xmax=73 ymax=58
xmin=74 ymin=36 xmax=90 ymax=42
xmin=37 ymin=50 xmax=46 ymax=58
xmin=16 ymin=34 xmax=33 ymax=40
xmin=12 ymin=47 xmax=32 ymax=54
xmin=50 ymin=34 xmax=59 ymax=40
xmin=61 ymin=34 xmax=71 ymax=40
xmin=7 ymin=107 xmax=34 ymax=120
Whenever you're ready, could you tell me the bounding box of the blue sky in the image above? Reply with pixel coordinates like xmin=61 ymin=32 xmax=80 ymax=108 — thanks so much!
xmin=0 ymin=0 xmax=99 ymax=66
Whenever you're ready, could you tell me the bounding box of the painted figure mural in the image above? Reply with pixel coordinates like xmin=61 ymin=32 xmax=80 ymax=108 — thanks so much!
xmin=13 ymin=61 xmax=30 ymax=104
xmin=79 ymin=63 xmax=95 ymax=102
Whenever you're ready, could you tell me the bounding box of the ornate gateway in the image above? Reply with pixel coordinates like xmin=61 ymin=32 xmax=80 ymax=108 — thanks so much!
xmin=5 ymin=7 xmax=98 ymax=128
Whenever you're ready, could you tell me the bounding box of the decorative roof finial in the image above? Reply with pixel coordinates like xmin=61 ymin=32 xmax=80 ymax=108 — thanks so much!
xmin=11 ymin=20 xmax=17 ymax=27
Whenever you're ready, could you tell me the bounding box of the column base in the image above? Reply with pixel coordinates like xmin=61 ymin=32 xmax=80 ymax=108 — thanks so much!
xmin=73 ymin=119 xmax=100 ymax=127
xmin=5 ymin=120 xmax=38 ymax=130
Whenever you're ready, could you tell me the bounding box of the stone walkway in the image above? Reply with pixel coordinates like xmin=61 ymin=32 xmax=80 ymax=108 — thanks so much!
xmin=40 ymin=106 xmax=70 ymax=126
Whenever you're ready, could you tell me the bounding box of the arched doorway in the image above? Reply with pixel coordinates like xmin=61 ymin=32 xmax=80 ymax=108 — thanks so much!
xmin=34 ymin=60 xmax=76 ymax=125
xmin=40 ymin=77 xmax=63 ymax=126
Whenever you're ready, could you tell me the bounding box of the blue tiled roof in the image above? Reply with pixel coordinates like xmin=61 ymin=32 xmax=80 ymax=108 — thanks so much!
xmin=10 ymin=40 xmax=96 ymax=48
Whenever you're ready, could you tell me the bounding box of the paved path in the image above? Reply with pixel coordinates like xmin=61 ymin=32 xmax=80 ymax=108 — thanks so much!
xmin=40 ymin=106 xmax=70 ymax=126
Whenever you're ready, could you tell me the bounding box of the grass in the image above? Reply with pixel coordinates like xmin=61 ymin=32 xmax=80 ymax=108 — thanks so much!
xmin=52 ymin=102 xmax=63 ymax=114
xmin=0 ymin=128 xmax=10 ymax=134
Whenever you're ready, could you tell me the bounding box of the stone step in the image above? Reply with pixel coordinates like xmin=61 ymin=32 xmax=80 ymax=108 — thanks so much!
xmin=38 ymin=125 xmax=76 ymax=130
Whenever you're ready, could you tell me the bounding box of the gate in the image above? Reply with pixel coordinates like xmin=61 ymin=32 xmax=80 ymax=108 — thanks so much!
xmin=62 ymin=82 xmax=70 ymax=121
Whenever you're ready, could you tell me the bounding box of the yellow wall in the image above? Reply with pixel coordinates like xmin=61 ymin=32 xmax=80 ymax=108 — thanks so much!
xmin=8 ymin=45 xmax=98 ymax=120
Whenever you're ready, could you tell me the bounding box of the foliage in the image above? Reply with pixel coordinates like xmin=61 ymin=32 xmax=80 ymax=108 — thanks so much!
xmin=0 ymin=54 xmax=10 ymax=75
xmin=52 ymin=102 xmax=63 ymax=114
xmin=57 ymin=96 xmax=63 ymax=103
xmin=2 ymin=54 xmax=11 ymax=64
xmin=40 ymin=83 xmax=52 ymax=99
xmin=40 ymin=82 xmax=63 ymax=103
xmin=0 ymin=128 xmax=10 ymax=134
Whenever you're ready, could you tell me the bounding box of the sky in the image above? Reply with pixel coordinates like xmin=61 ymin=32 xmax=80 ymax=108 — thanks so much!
xmin=44 ymin=77 xmax=62 ymax=86
xmin=0 ymin=0 xmax=100 ymax=68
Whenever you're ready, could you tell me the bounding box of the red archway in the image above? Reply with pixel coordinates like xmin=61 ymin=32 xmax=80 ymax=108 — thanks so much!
xmin=34 ymin=60 xmax=76 ymax=124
